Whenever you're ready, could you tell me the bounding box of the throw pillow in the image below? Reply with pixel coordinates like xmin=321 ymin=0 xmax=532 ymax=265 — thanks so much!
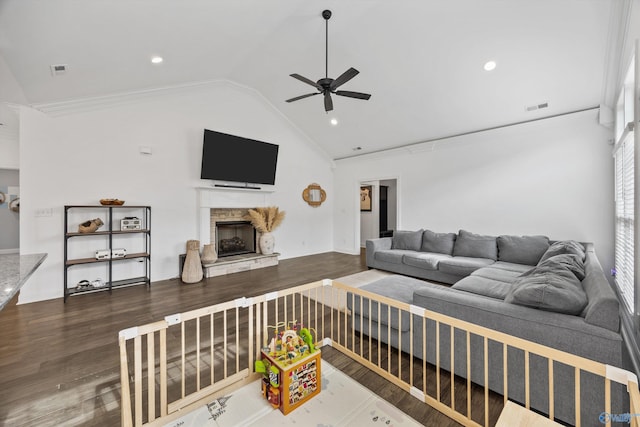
xmin=535 ymin=253 xmax=586 ymax=281
xmin=505 ymin=266 xmax=587 ymax=315
xmin=497 ymin=235 xmax=550 ymax=265
xmin=421 ymin=229 xmax=456 ymax=255
xmin=452 ymin=229 xmax=498 ymax=260
xmin=391 ymin=229 xmax=423 ymax=251
xmin=539 ymin=240 xmax=586 ymax=263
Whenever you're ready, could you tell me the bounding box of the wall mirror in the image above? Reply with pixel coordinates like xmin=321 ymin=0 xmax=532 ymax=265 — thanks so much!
xmin=302 ymin=183 xmax=327 ymax=207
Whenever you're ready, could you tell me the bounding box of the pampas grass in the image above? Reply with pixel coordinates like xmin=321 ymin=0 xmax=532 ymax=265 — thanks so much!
xmin=245 ymin=206 xmax=285 ymax=233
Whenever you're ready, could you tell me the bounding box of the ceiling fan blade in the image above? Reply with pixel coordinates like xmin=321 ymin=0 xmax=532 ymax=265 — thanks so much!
xmin=330 ymin=67 xmax=359 ymax=90
xmin=290 ymin=74 xmax=322 ymax=90
xmin=335 ymin=90 xmax=371 ymax=100
xmin=286 ymin=92 xmax=320 ymax=103
xmin=324 ymin=92 xmax=333 ymax=112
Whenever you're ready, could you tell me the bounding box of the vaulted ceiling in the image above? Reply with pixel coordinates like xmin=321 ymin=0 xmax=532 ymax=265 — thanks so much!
xmin=0 ymin=0 xmax=622 ymax=159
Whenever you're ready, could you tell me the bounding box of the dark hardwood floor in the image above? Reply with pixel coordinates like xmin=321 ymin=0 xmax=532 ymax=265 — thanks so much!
xmin=0 ymin=250 xmax=473 ymax=426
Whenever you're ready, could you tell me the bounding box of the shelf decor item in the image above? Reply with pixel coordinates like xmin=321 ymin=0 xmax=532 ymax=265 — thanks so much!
xmin=245 ymin=206 xmax=285 ymax=255
xmin=201 ymin=243 xmax=218 ymax=264
xmin=78 ymin=218 xmax=104 ymax=233
xmin=100 ymin=198 xmax=125 ymax=205
xmin=9 ymin=197 xmax=19 ymax=212
xmin=182 ymin=240 xmax=203 ymax=283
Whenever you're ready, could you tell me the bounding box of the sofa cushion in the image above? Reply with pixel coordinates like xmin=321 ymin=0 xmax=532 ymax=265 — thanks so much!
xmin=490 ymin=261 xmax=532 ymax=274
xmin=505 ymin=266 xmax=588 ymax=315
xmin=348 ymin=275 xmax=427 ymax=332
xmin=391 ymin=229 xmax=423 ymax=251
xmin=453 ymin=230 xmax=498 ymax=260
xmin=421 ymin=230 xmax=456 ymax=255
xmin=535 ymin=253 xmax=586 ymax=281
xmin=539 ymin=240 xmax=586 ymax=263
xmin=438 ymin=256 xmax=495 ymax=276
xmin=497 ymin=235 xmax=550 ymax=266
xmin=375 ymin=249 xmax=417 ymax=265
xmin=452 ymin=276 xmax=516 ymax=300
xmin=403 ymin=252 xmax=452 ymax=270
xmin=471 ymin=266 xmax=523 ymax=283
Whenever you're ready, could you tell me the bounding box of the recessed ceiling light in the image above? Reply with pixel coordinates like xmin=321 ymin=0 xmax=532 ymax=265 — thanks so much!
xmin=151 ymin=56 xmax=164 ymax=64
xmin=483 ymin=60 xmax=497 ymax=71
xmin=330 ymin=118 xmax=338 ymax=126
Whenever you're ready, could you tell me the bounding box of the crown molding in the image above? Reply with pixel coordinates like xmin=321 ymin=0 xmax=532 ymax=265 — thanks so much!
xmin=30 ymin=79 xmax=241 ymax=116
xmin=29 ymin=78 xmax=333 ymax=163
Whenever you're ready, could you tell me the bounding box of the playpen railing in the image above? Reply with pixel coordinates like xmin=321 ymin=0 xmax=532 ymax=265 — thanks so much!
xmin=119 ymin=279 xmax=640 ymax=427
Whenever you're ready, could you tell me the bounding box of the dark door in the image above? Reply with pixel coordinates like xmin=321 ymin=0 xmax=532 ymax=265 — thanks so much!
xmin=379 ymin=185 xmax=389 ymax=237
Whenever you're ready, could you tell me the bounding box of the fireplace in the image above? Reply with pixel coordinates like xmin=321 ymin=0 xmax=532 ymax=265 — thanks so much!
xmin=216 ymin=220 xmax=256 ymax=257
xmin=198 ymin=191 xmax=279 ymax=277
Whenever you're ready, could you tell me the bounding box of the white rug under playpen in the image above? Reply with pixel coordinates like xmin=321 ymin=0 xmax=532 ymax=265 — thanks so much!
xmin=162 ymin=361 xmax=423 ymax=427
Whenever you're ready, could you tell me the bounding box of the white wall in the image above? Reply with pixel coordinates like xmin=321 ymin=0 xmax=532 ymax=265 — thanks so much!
xmin=18 ymin=81 xmax=334 ymax=303
xmin=0 ymin=53 xmax=26 ymax=169
xmin=333 ymin=109 xmax=615 ymax=276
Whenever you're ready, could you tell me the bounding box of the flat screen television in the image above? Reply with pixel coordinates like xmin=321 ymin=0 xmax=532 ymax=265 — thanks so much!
xmin=200 ymin=129 xmax=279 ymax=186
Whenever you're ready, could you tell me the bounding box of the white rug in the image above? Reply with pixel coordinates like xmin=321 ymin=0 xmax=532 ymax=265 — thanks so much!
xmin=334 ymin=269 xmax=393 ymax=289
xmin=307 ymin=269 xmax=393 ymax=311
xmin=164 ymin=362 xmax=423 ymax=427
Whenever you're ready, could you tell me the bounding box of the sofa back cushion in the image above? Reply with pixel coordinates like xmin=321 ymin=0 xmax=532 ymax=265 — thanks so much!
xmin=453 ymin=230 xmax=498 ymax=260
xmin=391 ymin=229 xmax=423 ymax=251
xmin=505 ymin=266 xmax=587 ymax=315
xmin=536 ymin=253 xmax=585 ymax=281
xmin=539 ymin=240 xmax=585 ymax=263
xmin=497 ymin=235 xmax=550 ymax=266
xmin=421 ymin=230 xmax=456 ymax=255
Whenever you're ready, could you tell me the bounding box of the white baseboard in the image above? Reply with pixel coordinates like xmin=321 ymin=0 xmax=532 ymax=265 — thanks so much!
xmin=333 ymin=248 xmax=361 ymax=256
xmin=0 ymin=248 xmax=19 ymax=254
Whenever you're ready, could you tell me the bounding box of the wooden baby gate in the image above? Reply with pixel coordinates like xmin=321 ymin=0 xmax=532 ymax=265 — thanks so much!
xmin=119 ymin=279 xmax=640 ymax=426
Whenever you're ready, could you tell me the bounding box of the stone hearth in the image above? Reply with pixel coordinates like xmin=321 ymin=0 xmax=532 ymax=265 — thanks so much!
xmin=201 ymin=252 xmax=279 ymax=278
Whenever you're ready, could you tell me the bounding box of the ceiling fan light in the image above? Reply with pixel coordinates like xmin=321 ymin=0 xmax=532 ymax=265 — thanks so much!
xmin=483 ymin=60 xmax=497 ymax=71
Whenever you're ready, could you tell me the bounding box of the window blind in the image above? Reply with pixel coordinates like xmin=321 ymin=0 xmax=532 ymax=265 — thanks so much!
xmin=614 ymin=128 xmax=635 ymax=313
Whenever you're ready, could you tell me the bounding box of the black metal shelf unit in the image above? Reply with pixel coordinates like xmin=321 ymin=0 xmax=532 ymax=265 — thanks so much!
xmin=63 ymin=205 xmax=151 ymax=301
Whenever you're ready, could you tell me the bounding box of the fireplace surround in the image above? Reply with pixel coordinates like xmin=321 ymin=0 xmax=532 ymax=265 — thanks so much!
xmin=197 ymin=188 xmax=279 ymax=278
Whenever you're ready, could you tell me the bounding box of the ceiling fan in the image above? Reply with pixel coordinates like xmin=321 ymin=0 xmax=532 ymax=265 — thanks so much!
xmin=286 ymin=9 xmax=371 ymax=112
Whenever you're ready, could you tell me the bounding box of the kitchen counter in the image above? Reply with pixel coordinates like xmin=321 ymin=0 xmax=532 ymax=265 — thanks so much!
xmin=0 ymin=253 xmax=48 ymax=311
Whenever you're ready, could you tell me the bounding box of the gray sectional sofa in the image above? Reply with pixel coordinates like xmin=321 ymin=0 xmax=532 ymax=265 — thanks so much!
xmin=357 ymin=229 xmax=623 ymax=426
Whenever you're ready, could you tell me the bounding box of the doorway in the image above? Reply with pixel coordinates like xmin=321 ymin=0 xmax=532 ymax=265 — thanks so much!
xmin=0 ymin=168 xmax=19 ymax=254
xmin=359 ymin=178 xmax=397 ymax=247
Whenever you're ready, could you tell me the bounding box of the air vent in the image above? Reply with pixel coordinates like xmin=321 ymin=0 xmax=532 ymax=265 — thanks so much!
xmin=50 ymin=64 xmax=67 ymax=76
xmin=525 ymin=101 xmax=549 ymax=112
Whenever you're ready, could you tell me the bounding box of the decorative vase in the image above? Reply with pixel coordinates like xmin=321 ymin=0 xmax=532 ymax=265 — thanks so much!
xmin=259 ymin=232 xmax=275 ymax=255
xmin=182 ymin=240 xmax=203 ymax=283
xmin=201 ymin=243 xmax=218 ymax=264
